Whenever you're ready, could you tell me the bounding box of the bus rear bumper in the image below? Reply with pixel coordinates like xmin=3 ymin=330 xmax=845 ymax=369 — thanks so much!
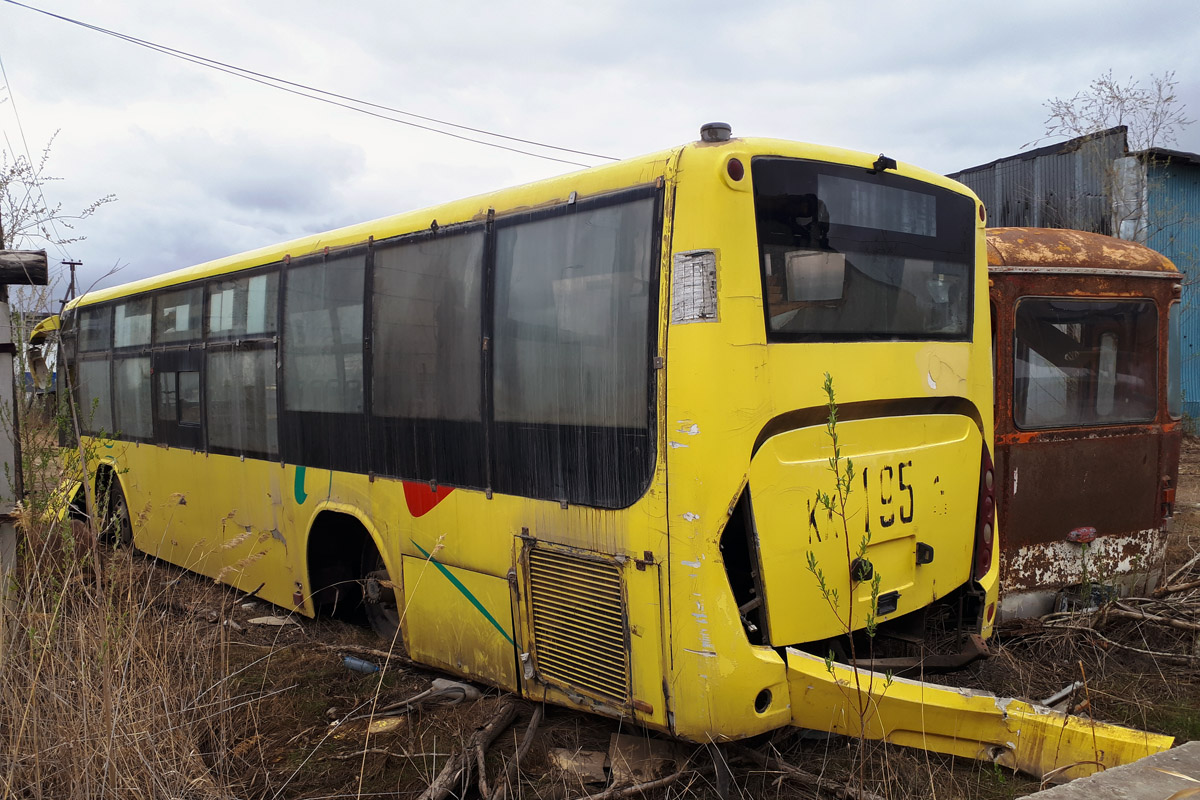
xmin=785 ymin=647 xmax=1172 ymax=783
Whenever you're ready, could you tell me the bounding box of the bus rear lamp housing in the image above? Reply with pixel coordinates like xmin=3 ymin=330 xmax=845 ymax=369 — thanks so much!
xmin=973 ymin=449 xmax=996 ymax=580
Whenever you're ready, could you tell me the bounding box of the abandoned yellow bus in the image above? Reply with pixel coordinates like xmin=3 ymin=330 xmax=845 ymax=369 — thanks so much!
xmin=55 ymin=125 xmax=1168 ymax=777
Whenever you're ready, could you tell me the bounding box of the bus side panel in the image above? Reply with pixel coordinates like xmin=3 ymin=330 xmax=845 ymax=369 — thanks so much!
xmin=204 ymin=453 xmax=292 ymax=607
xmin=121 ymin=445 xmax=222 ymax=579
xmin=118 ymin=445 xmax=297 ymax=610
xmin=402 ymin=555 xmax=518 ymax=692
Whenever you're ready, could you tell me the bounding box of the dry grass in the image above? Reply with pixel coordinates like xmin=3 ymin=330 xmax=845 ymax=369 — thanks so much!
xmin=3 ymin=411 xmax=1199 ymax=799
xmin=0 ymin=522 xmax=252 ymax=798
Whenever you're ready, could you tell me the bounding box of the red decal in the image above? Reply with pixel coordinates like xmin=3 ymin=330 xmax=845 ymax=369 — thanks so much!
xmin=404 ymin=482 xmax=454 ymax=518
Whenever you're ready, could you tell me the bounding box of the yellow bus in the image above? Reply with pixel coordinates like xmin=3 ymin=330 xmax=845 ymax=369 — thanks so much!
xmin=61 ymin=124 xmax=1049 ymax=759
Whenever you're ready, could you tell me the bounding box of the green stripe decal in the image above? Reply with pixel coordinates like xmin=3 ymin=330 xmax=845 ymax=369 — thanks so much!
xmin=411 ymin=540 xmax=514 ymax=645
xmin=294 ymin=466 xmax=308 ymax=504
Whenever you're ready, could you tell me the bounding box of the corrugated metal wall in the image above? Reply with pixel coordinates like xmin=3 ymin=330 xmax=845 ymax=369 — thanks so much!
xmin=950 ymin=130 xmax=1200 ymax=424
xmin=949 ymin=129 xmax=1127 ymax=232
xmin=1147 ymin=161 xmax=1200 ymax=418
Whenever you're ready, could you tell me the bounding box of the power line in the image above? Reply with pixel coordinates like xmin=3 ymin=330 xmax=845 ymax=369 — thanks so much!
xmin=0 ymin=0 xmax=618 ymax=167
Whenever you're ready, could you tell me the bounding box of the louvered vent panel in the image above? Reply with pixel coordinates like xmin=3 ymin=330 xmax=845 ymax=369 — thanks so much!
xmin=527 ymin=548 xmax=629 ymax=704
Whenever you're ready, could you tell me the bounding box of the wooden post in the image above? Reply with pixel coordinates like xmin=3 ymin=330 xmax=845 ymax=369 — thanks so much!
xmin=0 ymin=249 xmax=48 ymax=663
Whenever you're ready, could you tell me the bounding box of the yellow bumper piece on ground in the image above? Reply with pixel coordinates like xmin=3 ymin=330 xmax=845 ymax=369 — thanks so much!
xmin=786 ymin=648 xmax=1173 ymax=782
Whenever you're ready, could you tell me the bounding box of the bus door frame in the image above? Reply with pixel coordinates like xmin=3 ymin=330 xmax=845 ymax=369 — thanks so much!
xmin=152 ymin=347 xmax=205 ymax=450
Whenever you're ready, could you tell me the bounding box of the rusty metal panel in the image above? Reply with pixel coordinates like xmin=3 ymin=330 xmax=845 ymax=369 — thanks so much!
xmin=987 ymin=228 xmax=1178 ymax=273
xmin=987 ymin=228 xmax=1181 ymax=609
xmin=1000 ymin=434 xmax=1159 ymax=551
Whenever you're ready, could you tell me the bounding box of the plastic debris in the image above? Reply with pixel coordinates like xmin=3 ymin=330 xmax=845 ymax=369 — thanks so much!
xmin=343 ymin=656 xmax=380 ymax=673
xmin=549 ymin=748 xmax=608 ymax=785
xmin=247 ymin=616 xmax=299 ymax=627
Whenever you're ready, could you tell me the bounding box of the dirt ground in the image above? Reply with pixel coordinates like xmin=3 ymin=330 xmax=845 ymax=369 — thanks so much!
xmin=65 ymin=438 xmax=1200 ymax=800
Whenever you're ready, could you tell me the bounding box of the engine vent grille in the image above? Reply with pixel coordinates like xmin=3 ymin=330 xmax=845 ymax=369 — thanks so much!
xmin=527 ymin=547 xmax=629 ymax=704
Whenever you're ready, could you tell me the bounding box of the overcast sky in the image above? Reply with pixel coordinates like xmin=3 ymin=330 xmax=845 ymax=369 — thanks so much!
xmin=1 ymin=0 xmax=1197 ymax=299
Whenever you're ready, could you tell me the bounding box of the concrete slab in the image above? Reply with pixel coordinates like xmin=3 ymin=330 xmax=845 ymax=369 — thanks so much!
xmin=1028 ymin=740 xmax=1200 ymax=798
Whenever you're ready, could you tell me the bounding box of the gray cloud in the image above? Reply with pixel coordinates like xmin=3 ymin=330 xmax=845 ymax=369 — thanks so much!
xmin=1 ymin=0 xmax=1196 ymax=297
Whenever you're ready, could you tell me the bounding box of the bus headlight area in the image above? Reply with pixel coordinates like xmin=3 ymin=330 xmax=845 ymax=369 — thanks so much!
xmin=43 ymin=125 xmax=1176 ymax=784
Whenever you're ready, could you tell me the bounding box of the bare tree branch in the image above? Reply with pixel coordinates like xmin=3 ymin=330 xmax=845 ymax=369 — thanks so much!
xmin=1040 ymin=70 xmax=1193 ymax=151
xmin=1 ymin=131 xmax=116 ymax=252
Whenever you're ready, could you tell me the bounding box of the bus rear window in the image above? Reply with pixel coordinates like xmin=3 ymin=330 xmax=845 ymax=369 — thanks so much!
xmin=753 ymin=157 xmax=974 ymax=341
xmin=1014 ymin=298 xmax=1157 ymax=429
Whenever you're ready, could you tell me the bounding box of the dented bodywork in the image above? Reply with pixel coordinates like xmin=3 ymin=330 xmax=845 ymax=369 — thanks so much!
xmin=989 ymin=227 xmax=1182 ymax=618
xmin=786 ymin=648 xmax=1174 ymax=782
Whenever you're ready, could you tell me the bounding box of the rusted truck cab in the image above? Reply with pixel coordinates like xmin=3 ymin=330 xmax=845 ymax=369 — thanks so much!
xmin=988 ymin=228 xmax=1182 ymax=620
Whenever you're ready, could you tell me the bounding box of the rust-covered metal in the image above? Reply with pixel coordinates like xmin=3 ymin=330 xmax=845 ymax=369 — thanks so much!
xmin=987 ymin=227 xmax=1177 ymax=273
xmin=989 ymin=227 xmax=1182 ymax=617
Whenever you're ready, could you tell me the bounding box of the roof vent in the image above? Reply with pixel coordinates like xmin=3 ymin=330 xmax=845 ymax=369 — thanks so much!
xmin=700 ymin=122 xmax=732 ymax=143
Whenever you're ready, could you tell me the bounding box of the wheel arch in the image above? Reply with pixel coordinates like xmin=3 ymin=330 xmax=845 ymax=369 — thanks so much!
xmin=301 ymin=501 xmax=398 ymax=618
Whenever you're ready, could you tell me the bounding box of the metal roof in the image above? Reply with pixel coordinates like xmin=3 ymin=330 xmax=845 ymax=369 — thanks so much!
xmin=986 ymin=227 xmax=1179 ymax=274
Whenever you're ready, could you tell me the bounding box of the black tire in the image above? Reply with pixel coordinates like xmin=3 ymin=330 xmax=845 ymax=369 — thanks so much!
xmin=96 ymin=471 xmax=133 ymax=547
xmin=362 ymin=549 xmax=401 ymax=642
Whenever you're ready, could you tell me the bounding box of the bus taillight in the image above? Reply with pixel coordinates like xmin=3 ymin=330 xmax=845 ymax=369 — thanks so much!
xmin=974 ymin=447 xmax=996 ymax=580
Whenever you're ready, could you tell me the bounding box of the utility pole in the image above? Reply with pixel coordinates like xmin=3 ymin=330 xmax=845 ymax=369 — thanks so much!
xmin=62 ymin=259 xmax=81 ymax=300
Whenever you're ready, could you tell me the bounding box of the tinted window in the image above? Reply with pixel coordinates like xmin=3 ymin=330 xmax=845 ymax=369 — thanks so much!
xmin=156 ymin=287 xmax=204 ymax=344
xmin=77 ymin=359 xmax=112 ymax=433
xmin=1014 ymin=299 xmax=1156 ymax=429
xmin=494 ymin=198 xmax=655 ymax=428
xmin=178 ymin=371 xmax=201 ymax=425
xmin=283 ymin=255 xmax=365 ymax=413
xmin=208 ymin=348 xmax=278 ymax=455
xmin=78 ymin=307 xmax=111 ymax=352
xmin=114 ymin=299 xmax=151 ymax=348
xmin=373 ymin=231 xmax=483 ymax=421
xmin=209 ymin=272 xmax=279 ymax=338
xmin=113 ymin=357 xmax=152 ymax=438
xmin=753 ymin=157 xmax=974 ymax=340
xmin=157 ymin=372 xmax=177 ymax=423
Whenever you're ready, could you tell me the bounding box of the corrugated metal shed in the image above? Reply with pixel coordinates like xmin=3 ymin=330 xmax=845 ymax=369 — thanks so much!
xmin=950 ymin=129 xmax=1200 ymax=423
xmin=1144 ymin=154 xmax=1200 ymax=417
xmin=949 ymin=127 xmax=1128 ymax=233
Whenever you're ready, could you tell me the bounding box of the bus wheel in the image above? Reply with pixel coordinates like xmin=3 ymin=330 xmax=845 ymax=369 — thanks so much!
xmin=363 ymin=552 xmax=401 ymax=642
xmin=97 ymin=471 xmax=133 ymax=547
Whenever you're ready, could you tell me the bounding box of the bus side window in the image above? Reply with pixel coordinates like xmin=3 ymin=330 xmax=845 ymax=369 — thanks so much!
xmin=207 ymin=349 xmax=278 ymax=457
xmin=178 ymin=371 xmax=201 ymax=425
xmin=157 ymin=372 xmax=177 ymax=423
xmin=76 ymin=305 xmax=114 ymax=435
xmin=114 ymin=298 xmax=151 ymax=348
xmin=373 ymin=231 xmax=484 ymax=422
xmin=77 ymin=356 xmax=113 ymax=434
xmin=283 ymin=255 xmax=365 ymax=415
xmin=113 ymin=356 xmax=152 ymax=439
xmin=206 ymin=270 xmax=280 ymax=458
xmin=155 ymin=287 xmax=203 ymax=344
xmin=492 ymin=194 xmax=657 ymax=507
